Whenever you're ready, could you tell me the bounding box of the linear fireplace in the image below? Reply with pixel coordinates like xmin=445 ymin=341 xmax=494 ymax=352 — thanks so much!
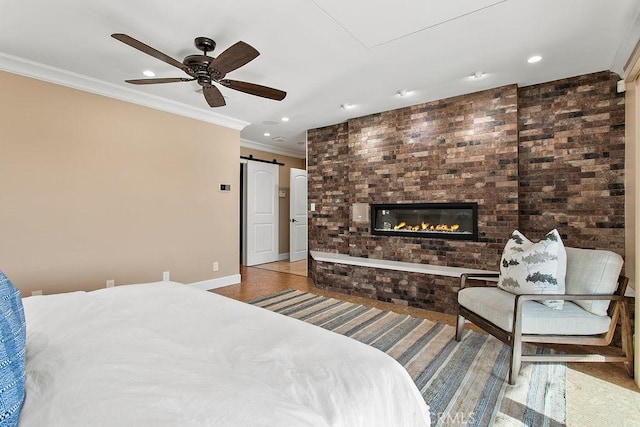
xmin=370 ymin=203 xmax=478 ymax=241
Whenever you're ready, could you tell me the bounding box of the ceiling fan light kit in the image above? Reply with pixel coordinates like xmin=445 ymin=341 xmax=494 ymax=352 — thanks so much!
xmin=111 ymin=33 xmax=286 ymax=107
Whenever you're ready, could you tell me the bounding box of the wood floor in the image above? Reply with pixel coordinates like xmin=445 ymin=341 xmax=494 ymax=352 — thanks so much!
xmin=213 ymin=264 xmax=640 ymax=426
xmin=251 ymin=259 xmax=308 ymax=277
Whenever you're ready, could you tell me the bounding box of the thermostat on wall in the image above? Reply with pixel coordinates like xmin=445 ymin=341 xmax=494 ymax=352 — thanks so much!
xmin=219 ymin=184 xmax=231 ymax=192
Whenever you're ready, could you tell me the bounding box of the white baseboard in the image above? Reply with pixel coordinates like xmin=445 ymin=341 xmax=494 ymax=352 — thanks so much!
xmin=190 ymin=274 xmax=241 ymax=291
xmin=278 ymin=253 xmax=290 ymax=261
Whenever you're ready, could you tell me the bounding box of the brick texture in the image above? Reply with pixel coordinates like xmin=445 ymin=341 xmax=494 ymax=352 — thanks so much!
xmin=518 ymin=71 xmax=625 ymax=253
xmin=308 ymin=71 xmax=625 ymax=314
xmin=307 ymin=122 xmax=351 ymax=254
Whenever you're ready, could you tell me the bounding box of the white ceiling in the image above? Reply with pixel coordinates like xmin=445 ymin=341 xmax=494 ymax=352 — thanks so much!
xmin=1 ymin=0 xmax=639 ymax=158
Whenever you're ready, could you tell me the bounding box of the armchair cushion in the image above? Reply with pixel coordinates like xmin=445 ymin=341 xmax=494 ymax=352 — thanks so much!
xmin=458 ymin=287 xmax=611 ymax=335
xmin=497 ymin=229 xmax=567 ymax=310
xmin=564 ymin=247 xmax=624 ymax=316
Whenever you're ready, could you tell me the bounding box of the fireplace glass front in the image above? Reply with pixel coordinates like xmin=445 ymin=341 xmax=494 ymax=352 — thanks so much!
xmin=370 ymin=203 xmax=478 ymax=240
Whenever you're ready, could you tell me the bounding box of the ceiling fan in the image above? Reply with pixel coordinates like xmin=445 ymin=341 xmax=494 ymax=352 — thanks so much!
xmin=111 ymin=33 xmax=286 ymax=107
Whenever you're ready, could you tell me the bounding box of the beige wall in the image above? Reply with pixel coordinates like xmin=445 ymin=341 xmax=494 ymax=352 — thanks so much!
xmin=240 ymin=147 xmax=305 ymax=256
xmin=624 ymin=52 xmax=640 ymax=386
xmin=0 ymin=71 xmax=240 ymax=295
xmin=626 ymin=80 xmax=637 ymax=294
xmin=629 ymin=79 xmax=639 ymax=388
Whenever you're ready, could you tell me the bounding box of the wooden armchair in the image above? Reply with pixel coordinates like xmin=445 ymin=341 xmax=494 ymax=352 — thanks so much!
xmin=455 ymin=247 xmax=634 ymax=385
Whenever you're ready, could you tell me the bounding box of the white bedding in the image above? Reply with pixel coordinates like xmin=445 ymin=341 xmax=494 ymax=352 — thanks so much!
xmin=19 ymin=282 xmax=429 ymax=426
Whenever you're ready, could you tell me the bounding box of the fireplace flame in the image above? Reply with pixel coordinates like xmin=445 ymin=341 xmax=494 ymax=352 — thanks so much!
xmin=393 ymin=222 xmax=460 ymax=232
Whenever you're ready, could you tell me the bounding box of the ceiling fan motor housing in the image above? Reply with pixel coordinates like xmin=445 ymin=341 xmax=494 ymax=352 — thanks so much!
xmin=183 ymin=54 xmax=224 ymax=85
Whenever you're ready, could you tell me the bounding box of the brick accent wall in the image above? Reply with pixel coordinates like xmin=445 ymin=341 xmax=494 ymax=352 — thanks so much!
xmin=518 ymin=71 xmax=626 ymax=252
xmin=346 ymin=85 xmax=519 ymax=267
xmin=307 ymin=122 xmax=350 ymax=254
xmin=308 ymin=71 xmax=624 ymax=314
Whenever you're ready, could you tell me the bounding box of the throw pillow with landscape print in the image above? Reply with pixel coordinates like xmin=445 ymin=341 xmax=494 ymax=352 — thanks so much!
xmin=497 ymin=229 xmax=567 ymax=310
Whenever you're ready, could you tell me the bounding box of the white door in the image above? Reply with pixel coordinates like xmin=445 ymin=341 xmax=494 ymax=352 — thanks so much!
xmin=245 ymin=161 xmax=279 ymax=266
xmin=289 ymin=168 xmax=308 ymax=262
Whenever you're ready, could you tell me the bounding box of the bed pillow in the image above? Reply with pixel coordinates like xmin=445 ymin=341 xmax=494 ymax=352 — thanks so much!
xmin=0 ymin=271 xmax=26 ymax=426
xmin=497 ymin=229 xmax=567 ymax=310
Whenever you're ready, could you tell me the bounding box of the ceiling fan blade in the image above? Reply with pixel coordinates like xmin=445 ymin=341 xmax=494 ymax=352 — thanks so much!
xmin=208 ymin=41 xmax=259 ymax=75
xmin=203 ymin=84 xmax=226 ymax=107
xmin=220 ymin=79 xmax=286 ymax=101
xmin=111 ymin=33 xmax=191 ymax=74
xmin=125 ymin=77 xmax=195 ymax=85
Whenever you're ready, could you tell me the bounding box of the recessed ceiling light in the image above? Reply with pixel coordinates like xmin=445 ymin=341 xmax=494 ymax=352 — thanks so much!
xmin=143 ymin=70 xmax=155 ymax=77
xmin=264 ymin=132 xmax=271 ymax=137
xmin=471 ymin=71 xmax=485 ymax=80
xmin=341 ymin=104 xmax=354 ymax=110
xmin=527 ymin=55 xmax=542 ymax=64
xmin=281 ymin=117 xmax=290 ymax=122
xmin=397 ymin=89 xmax=411 ymax=97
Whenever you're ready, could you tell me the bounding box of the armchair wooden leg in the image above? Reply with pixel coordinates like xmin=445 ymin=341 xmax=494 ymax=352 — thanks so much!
xmin=455 ymin=314 xmax=465 ymax=342
xmin=509 ymin=336 xmax=522 ymax=385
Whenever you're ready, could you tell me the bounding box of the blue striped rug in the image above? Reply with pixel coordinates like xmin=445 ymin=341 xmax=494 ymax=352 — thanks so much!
xmin=250 ymin=289 xmax=566 ymax=427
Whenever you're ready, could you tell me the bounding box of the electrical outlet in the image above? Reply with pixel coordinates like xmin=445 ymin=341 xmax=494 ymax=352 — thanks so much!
xmin=106 ymin=280 xmax=115 ymax=288
xmin=213 ymin=262 xmax=219 ymax=272
xmin=163 ymin=271 xmax=170 ymax=281
xmin=31 ymin=290 xmax=43 ymax=296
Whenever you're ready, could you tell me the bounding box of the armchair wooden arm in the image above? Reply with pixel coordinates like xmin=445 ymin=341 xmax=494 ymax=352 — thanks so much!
xmin=459 ymin=272 xmax=499 ymax=289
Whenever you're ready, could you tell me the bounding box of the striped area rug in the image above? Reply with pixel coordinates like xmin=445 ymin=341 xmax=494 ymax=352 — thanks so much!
xmin=250 ymin=289 xmax=566 ymax=427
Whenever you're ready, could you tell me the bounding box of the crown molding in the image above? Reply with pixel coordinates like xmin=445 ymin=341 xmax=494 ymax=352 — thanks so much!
xmin=0 ymin=52 xmax=249 ymax=131
xmin=623 ymin=40 xmax=640 ymax=83
xmin=240 ymin=138 xmax=306 ymax=159
xmin=612 ymin=3 xmax=640 ymax=78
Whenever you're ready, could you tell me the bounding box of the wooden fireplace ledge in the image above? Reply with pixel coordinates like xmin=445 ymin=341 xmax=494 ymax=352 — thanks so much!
xmin=309 ymin=251 xmax=497 ymax=279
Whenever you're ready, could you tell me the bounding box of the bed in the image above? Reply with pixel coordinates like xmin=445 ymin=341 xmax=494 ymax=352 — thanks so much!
xmin=7 ymin=279 xmax=430 ymax=426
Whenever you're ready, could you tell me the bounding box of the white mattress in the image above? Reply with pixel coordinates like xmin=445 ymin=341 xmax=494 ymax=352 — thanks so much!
xmin=20 ymin=282 xmax=430 ymax=426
